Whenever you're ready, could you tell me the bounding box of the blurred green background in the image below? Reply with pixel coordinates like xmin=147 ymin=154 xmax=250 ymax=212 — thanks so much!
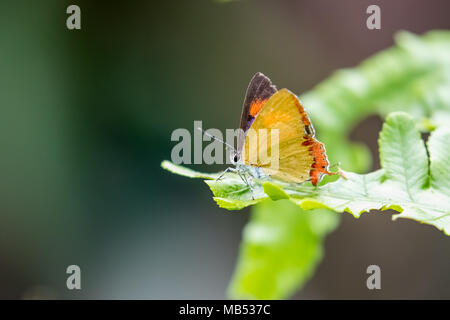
xmin=1 ymin=0 xmax=450 ymax=299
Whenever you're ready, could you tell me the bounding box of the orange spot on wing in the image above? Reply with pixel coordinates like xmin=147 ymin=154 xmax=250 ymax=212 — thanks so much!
xmin=249 ymin=99 xmax=267 ymax=117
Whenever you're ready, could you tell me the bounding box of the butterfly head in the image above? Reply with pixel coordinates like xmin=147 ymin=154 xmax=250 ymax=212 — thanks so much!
xmin=231 ymin=150 xmax=242 ymax=165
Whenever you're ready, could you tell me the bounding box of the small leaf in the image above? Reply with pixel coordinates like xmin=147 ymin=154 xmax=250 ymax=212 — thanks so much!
xmin=262 ymin=182 xmax=290 ymax=201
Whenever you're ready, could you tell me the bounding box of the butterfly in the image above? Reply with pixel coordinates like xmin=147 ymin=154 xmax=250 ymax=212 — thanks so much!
xmin=224 ymin=72 xmax=337 ymax=187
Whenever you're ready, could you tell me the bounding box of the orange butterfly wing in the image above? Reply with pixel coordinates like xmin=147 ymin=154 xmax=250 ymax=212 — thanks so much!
xmin=242 ymin=88 xmax=334 ymax=185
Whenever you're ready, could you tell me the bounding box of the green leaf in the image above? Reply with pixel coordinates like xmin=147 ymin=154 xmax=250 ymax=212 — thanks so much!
xmin=228 ymin=199 xmax=338 ymax=300
xmin=301 ymin=30 xmax=450 ymax=173
xmin=429 ymin=127 xmax=450 ymax=196
xmin=161 ymin=112 xmax=450 ymax=235
xmin=162 ymin=31 xmax=450 ymax=299
xmin=291 ymin=113 xmax=450 ymax=236
xmin=378 ymin=111 xmax=429 ymax=194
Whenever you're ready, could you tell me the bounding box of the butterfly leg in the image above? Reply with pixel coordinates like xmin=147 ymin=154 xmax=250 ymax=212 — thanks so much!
xmin=216 ymin=166 xmax=256 ymax=200
xmin=237 ymin=170 xmax=255 ymax=200
xmin=216 ymin=167 xmax=234 ymax=181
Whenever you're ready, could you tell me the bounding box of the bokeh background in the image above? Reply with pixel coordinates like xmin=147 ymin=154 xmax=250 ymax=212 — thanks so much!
xmin=1 ymin=0 xmax=450 ymax=299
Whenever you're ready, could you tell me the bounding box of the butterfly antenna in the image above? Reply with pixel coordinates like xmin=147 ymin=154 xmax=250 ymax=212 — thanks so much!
xmin=197 ymin=127 xmax=236 ymax=153
xmin=329 ymin=161 xmax=341 ymax=170
xmin=337 ymin=168 xmax=347 ymax=180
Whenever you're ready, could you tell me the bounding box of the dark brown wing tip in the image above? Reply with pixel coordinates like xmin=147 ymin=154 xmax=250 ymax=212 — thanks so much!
xmin=238 ymin=72 xmax=278 ymax=146
xmin=250 ymin=72 xmax=277 ymax=88
xmin=253 ymin=71 xmax=267 ymax=78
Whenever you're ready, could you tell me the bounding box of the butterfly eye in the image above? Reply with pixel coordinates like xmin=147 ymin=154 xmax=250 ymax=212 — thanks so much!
xmin=230 ymin=152 xmax=239 ymax=164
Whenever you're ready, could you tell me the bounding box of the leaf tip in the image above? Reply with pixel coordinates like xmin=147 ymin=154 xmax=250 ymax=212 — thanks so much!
xmin=262 ymin=182 xmax=290 ymax=201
